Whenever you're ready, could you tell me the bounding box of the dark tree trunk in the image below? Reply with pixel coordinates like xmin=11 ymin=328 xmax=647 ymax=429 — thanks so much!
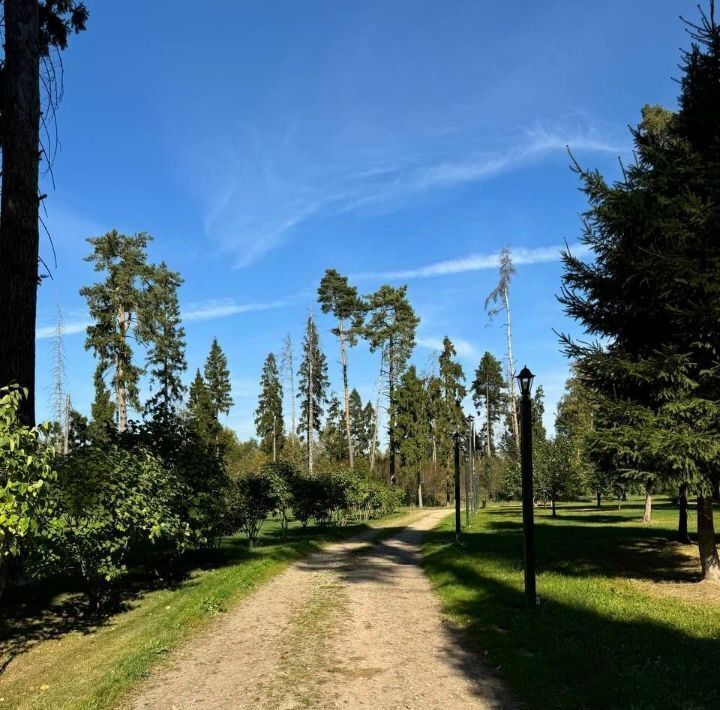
xmin=551 ymin=496 xmax=557 ymax=518
xmin=0 ymin=0 xmax=41 ymax=426
xmin=388 ymin=340 xmax=395 ymax=485
xmin=642 ymin=489 xmax=652 ymax=523
xmin=596 ymin=491 xmax=601 ymax=509
xmin=697 ymin=495 xmax=720 ymax=581
xmin=678 ymin=483 xmax=691 ymax=545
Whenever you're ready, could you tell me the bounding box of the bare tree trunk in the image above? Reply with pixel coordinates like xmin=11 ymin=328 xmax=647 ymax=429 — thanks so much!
xmin=308 ymin=346 xmax=314 ymax=474
xmin=388 ymin=339 xmax=396 ymax=485
xmin=643 ymin=487 xmax=652 ymax=523
xmin=339 ymin=327 xmax=354 ymax=468
xmin=63 ymin=394 xmax=71 ymax=455
xmin=697 ymin=495 xmax=720 ymax=581
xmin=115 ymin=304 xmax=130 ymax=433
xmin=370 ymin=369 xmax=381 ymax=473
xmin=486 ymin=380 xmax=492 ymax=456
xmin=502 ymin=286 xmax=520 ymax=456
xmin=0 ymin=0 xmax=41 ymax=426
xmin=272 ymin=414 xmax=277 ymax=463
xmin=417 ymin=477 xmax=423 ymax=508
xmin=678 ymin=483 xmax=691 ymax=544
xmin=551 ymin=496 xmax=557 ymax=518
xmin=596 ymin=491 xmax=601 ymax=509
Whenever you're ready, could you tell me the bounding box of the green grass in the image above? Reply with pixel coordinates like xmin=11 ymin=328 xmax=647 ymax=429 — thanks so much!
xmin=422 ymin=499 xmax=720 ymax=710
xmin=0 ymin=511 xmax=413 ymax=710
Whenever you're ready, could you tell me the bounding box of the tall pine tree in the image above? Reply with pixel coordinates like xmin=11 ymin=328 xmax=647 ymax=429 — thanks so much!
xmin=255 ymin=353 xmax=284 ymax=461
xmin=297 ymin=314 xmax=329 ymax=473
xmin=471 ymin=351 xmax=506 ymax=455
xmin=204 ymin=338 xmax=233 ymax=420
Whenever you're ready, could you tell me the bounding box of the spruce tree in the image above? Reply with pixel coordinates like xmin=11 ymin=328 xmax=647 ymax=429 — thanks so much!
xmin=187 ymin=369 xmax=219 ymax=444
xmin=471 ymin=351 xmax=506 ymax=455
xmin=297 ymin=314 xmax=329 ymax=473
xmin=204 ymin=338 xmax=233 ymax=420
xmin=143 ymin=263 xmax=187 ymax=421
xmin=318 ymin=269 xmax=364 ymax=468
xmin=364 ymin=285 xmax=419 ymax=484
xmin=88 ymin=364 xmax=115 ymax=444
xmin=349 ymin=388 xmax=373 ymax=459
xmin=560 ymin=4 xmax=720 ymax=579
xmin=437 ymin=336 xmax=467 ymax=469
xmin=322 ymin=393 xmax=348 ymax=463
xmin=255 ymin=353 xmax=284 ymax=461
xmin=81 ymin=231 xmax=153 ymax=432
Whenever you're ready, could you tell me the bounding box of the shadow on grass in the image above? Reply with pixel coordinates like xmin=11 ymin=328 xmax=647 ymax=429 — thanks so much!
xmin=423 ymin=525 xmax=720 ymax=709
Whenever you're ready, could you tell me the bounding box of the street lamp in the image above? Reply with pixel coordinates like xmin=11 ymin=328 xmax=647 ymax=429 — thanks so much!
xmin=452 ymin=431 xmax=462 ymax=541
xmin=465 ymin=415 xmax=474 ymax=524
xmin=516 ymin=365 xmax=537 ymax=607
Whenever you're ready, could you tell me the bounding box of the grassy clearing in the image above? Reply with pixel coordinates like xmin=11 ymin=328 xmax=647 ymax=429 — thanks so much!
xmin=422 ymin=498 xmax=720 ymax=710
xmin=0 ymin=511 xmax=413 ymax=710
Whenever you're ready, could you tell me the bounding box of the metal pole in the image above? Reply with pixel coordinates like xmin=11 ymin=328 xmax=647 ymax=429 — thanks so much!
xmin=464 ymin=428 xmax=471 ymax=527
xmin=453 ymin=433 xmax=462 ymax=541
xmin=520 ymin=389 xmax=537 ymax=606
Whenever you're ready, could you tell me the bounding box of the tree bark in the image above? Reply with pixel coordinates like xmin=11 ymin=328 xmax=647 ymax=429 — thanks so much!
xmin=678 ymin=483 xmax=691 ymax=544
xmin=551 ymin=496 xmax=557 ymax=518
xmin=339 ymin=326 xmax=354 ymax=468
xmin=308 ymin=345 xmax=314 ymax=474
xmin=388 ymin=339 xmax=396 ymax=485
xmin=596 ymin=491 xmax=601 ymax=509
xmin=417 ymin=478 xmax=423 ymax=508
xmin=642 ymin=489 xmax=652 ymax=523
xmin=697 ymin=495 xmax=720 ymax=581
xmin=0 ymin=0 xmax=41 ymax=425
xmin=502 ymin=286 xmax=520 ymax=457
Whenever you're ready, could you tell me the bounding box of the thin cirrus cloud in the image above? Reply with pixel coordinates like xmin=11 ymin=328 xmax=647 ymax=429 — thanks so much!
xmin=416 ymin=336 xmax=478 ymax=360
xmin=354 ymin=243 xmax=591 ymax=281
xmin=35 ymin=298 xmax=290 ymax=340
xmin=205 ymin=124 xmax=623 ymax=269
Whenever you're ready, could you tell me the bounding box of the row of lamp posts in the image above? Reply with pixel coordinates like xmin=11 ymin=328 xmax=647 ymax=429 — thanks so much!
xmin=452 ymin=365 xmax=537 ymax=608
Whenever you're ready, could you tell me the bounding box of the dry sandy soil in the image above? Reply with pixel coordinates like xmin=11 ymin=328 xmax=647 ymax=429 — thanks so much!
xmin=131 ymin=509 xmax=511 ymax=709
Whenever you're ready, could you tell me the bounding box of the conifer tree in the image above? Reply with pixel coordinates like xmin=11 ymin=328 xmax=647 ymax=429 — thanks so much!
xmin=204 ymin=338 xmax=233 ymax=420
xmin=280 ymin=334 xmax=297 ymax=436
xmin=349 ymin=388 xmax=374 ymax=459
xmin=318 ymin=269 xmax=364 ymax=468
xmin=81 ymin=231 xmax=153 ymax=432
xmin=471 ymin=351 xmax=506 ymax=455
xmin=187 ymin=369 xmax=219 ymax=444
xmin=297 ymin=314 xmax=329 ymax=473
xmin=437 ymin=336 xmax=467 ymax=469
xmin=364 ymin=285 xmax=419 ymax=484
xmin=88 ymin=364 xmax=115 ymax=444
xmin=143 ymin=263 xmax=187 ymax=421
xmin=255 ymin=353 xmax=284 ymax=461
xmin=322 ymin=393 xmax=348 ymax=463
xmin=560 ymin=3 xmax=720 ymax=579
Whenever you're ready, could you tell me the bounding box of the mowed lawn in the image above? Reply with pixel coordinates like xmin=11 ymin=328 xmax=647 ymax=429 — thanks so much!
xmin=423 ymin=499 xmax=720 ymax=710
xmin=0 ymin=512 xmax=412 ymax=710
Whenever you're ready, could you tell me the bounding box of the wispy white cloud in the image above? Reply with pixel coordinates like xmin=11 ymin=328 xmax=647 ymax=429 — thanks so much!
xmin=200 ymin=123 xmax=623 ymax=269
xmin=36 ymin=319 xmax=90 ymax=340
xmin=183 ymin=297 xmax=289 ymax=322
xmin=416 ymin=336 xmax=478 ymax=360
xmin=355 ymin=243 xmax=590 ymax=281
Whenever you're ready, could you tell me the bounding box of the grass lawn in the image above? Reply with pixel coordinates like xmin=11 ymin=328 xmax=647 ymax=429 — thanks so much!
xmin=422 ymin=498 xmax=720 ymax=710
xmin=0 ymin=511 xmax=414 ymax=710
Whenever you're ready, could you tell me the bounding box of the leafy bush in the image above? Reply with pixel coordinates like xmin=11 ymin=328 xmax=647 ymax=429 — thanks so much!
xmin=0 ymin=385 xmax=56 ymax=599
xmin=259 ymin=462 xmax=297 ymax=535
xmin=50 ymin=444 xmax=186 ymax=611
xmin=225 ymin=470 xmax=278 ymax=545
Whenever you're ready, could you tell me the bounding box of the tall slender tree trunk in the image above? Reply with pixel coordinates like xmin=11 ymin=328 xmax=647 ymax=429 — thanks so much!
xmin=486 ymin=380 xmax=492 ymax=456
xmin=596 ymin=490 xmax=601 ymax=508
xmin=697 ymin=495 xmax=720 ymax=581
xmin=387 ymin=340 xmax=395 ymax=485
xmin=417 ymin=475 xmax=423 ymax=509
xmin=643 ymin=487 xmax=652 ymax=523
xmin=678 ymin=483 xmax=691 ymax=544
xmin=339 ymin=327 xmax=354 ymax=468
xmin=116 ymin=305 xmax=130 ymax=433
xmin=272 ymin=414 xmax=277 ymax=463
xmin=551 ymin=496 xmax=557 ymax=518
xmin=370 ymin=365 xmax=381 ymax=472
xmin=0 ymin=0 xmax=41 ymax=425
xmin=308 ymin=347 xmax=314 ymax=474
xmin=502 ymin=286 xmax=520 ymax=456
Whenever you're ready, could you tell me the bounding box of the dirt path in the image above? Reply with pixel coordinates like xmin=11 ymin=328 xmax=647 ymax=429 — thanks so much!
xmin=132 ymin=509 xmax=509 ymax=709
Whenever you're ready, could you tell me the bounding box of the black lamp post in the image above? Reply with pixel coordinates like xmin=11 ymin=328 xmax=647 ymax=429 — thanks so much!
xmin=452 ymin=431 xmax=462 ymax=541
xmin=517 ymin=365 xmax=537 ymax=607
xmin=465 ymin=414 xmax=474 ymax=524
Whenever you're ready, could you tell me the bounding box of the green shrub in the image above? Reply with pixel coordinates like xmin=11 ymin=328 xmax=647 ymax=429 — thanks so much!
xmin=0 ymin=385 xmax=57 ymax=599
xmin=50 ymin=444 xmax=186 ymax=611
xmin=225 ymin=470 xmax=277 ymax=545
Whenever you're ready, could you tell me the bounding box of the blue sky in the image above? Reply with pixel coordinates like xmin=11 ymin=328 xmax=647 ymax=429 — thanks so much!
xmin=35 ymin=0 xmax=690 ymax=438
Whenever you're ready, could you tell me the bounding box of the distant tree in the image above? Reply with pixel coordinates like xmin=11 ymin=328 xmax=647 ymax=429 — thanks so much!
xmin=0 ymin=1 xmax=88 ymax=425
xmin=280 ymin=334 xmax=297 ymax=436
xmin=536 ymin=435 xmax=586 ymax=517
xmin=318 ymin=269 xmax=364 ymax=468
xmin=143 ymin=263 xmax=187 ymax=422
xmin=364 ymin=285 xmax=419 ymax=484
xmin=297 ymin=314 xmax=329 ymax=473
xmin=187 ymin=369 xmax=219 ymax=445
xmin=395 ymin=366 xmax=430 ymax=505
xmin=81 ymin=231 xmax=154 ymax=432
xmin=471 ymin=352 xmax=506 ymax=455
xmin=349 ymin=388 xmax=373 ymax=459
xmin=88 ymin=365 xmax=115 ymax=445
xmin=322 ymin=393 xmax=348 ymax=463
xmin=255 ymin=353 xmax=284 ymax=461
xmin=486 ymin=249 xmax=520 ymax=455
xmin=204 ymin=338 xmax=233 ymax=420
xmin=437 ymin=337 xmax=466 ymax=470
